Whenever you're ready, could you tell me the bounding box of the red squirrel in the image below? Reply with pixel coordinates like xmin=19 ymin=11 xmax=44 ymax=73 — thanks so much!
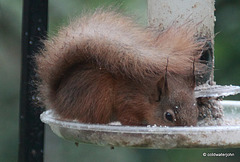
xmin=36 ymin=10 xmax=206 ymax=126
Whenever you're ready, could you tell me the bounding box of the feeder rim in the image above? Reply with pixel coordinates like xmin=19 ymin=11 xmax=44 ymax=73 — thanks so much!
xmin=41 ymin=99 xmax=240 ymax=134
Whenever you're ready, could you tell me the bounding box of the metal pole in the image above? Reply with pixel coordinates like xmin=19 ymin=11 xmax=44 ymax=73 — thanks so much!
xmin=19 ymin=0 xmax=48 ymax=161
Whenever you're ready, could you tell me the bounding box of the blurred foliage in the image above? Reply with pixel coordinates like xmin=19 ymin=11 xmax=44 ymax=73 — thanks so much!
xmin=0 ymin=0 xmax=239 ymax=162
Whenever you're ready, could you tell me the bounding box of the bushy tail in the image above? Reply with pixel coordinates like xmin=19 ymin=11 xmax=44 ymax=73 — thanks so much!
xmin=35 ymin=10 xmax=206 ymax=107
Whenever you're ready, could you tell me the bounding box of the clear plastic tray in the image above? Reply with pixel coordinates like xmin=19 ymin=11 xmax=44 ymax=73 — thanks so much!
xmin=194 ymin=85 xmax=240 ymax=98
xmin=41 ymin=100 xmax=240 ymax=149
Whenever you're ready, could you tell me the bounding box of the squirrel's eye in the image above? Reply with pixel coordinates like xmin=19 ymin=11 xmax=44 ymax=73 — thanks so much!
xmin=164 ymin=112 xmax=173 ymax=122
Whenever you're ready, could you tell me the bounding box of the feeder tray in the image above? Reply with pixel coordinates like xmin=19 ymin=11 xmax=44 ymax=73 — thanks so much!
xmin=41 ymin=85 xmax=240 ymax=149
xmin=195 ymin=85 xmax=240 ymax=98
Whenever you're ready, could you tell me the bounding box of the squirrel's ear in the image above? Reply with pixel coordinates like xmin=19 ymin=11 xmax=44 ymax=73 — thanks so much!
xmin=191 ymin=59 xmax=196 ymax=89
xmin=163 ymin=58 xmax=169 ymax=94
xmin=185 ymin=59 xmax=196 ymax=90
xmin=157 ymin=73 xmax=169 ymax=98
xmin=156 ymin=78 xmax=163 ymax=102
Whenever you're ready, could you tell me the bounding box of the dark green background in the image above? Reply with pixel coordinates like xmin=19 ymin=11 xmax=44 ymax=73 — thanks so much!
xmin=0 ymin=0 xmax=239 ymax=161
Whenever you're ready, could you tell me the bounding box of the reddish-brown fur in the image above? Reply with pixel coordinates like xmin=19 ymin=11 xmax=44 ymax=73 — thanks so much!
xmin=36 ymin=10 xmax=206 ymax=126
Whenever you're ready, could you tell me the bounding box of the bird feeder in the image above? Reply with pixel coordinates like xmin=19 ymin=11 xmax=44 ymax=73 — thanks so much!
xmin=41 ymin=100 xmax=240 ymax=149
xmin=20 ymin=0 xmax=240 ymax=155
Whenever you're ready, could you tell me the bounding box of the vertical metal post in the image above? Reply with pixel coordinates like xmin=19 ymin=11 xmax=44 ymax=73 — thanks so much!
xmin=19 ymin=0 xmax=48 ymax=162
xmin=148 ymin=0 xmax=215 ymax=85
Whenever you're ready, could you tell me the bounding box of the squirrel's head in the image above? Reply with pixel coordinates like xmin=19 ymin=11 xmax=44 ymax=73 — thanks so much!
xmin=145 ymin=72 xmax=198 ymax=126
xmin=154 ymin=75 xmax=198 ymax=126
